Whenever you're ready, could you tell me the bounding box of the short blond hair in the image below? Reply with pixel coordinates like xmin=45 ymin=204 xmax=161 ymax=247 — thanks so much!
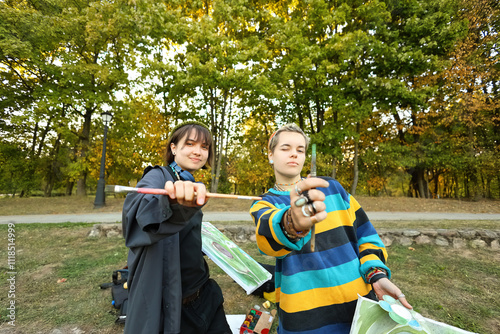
xmin=268 ymin=123 xmax=310 ymax=153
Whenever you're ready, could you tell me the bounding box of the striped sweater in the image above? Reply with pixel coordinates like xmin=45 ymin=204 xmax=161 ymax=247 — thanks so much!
xmin=249 ymin=177 xmax=390 ymax=334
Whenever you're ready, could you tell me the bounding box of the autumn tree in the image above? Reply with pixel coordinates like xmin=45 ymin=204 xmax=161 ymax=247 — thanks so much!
xmin=0 ymin=0 xmax=135 ymax=196
xmin=1 ymin=0 xmax=497 ymax=200
xmin=227 ymin=116 xmax=276 ymax=195
xmin=425 ymin=0 xmax=500 ymax=198
xmin=370 ymin=0 xmax=468 ymax=198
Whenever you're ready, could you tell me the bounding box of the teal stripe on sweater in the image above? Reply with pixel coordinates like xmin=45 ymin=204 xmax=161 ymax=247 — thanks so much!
xmin=271 ymin=207 xmax=307 ymax=253
xmin=273 ymin=202 xmax=289 ymax=209
xmin=323 ymin=192 xmax=350 ymax=213
xmin=265 ymin=187 xmax=349 ymax=213
xmin=358 ymin=234 xmax=385 ymax=247
xmin=278 ymin=257 xmax=362 ymax=295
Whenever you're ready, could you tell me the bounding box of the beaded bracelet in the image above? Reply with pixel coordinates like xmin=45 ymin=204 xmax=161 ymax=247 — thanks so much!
xmin=281 ymin=210 xmax=298 ymax=241
xmin=366 ymin=267 xmax=388 ymax=284
xmin=282 ymin=209 xmax=309 ymax=241
xmin=282 ymin=223 xmax=299 ymax=241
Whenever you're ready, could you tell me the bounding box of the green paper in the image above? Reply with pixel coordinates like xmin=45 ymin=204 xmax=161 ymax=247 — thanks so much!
xmin=201 ymin=221 xmax=272 ymax=294
xmin=350 ymin=295 xmax=477 ymax=334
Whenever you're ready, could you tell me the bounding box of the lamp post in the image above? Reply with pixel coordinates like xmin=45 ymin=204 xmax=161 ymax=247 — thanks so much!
xmin=94 ymin=111 xmax=113 ymax=209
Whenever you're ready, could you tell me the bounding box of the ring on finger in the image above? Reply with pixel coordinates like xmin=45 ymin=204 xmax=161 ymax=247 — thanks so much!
xmin=304 ymin=205 xmax=315 ymax=216
xmin=397 ymin=293 xmax=405 ymax=299
xmin=309 ymin=203 xmax=317 ymax=214
xmin=302 ymin=190 xmax=311 ymax=202
xmin=301 ymin=205 xmax=311 ymax=217
xmin=295 ymin=185 xmax=302 ymax=196
xmin=294 ymin=195 xmax=308 ymax=207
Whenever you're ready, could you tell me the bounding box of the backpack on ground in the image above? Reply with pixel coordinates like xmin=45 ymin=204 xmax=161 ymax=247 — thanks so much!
xmin=100 ymin=268 xmax=128 ymax=324
xmin=250 ymin=262 xmax=276 ymax=301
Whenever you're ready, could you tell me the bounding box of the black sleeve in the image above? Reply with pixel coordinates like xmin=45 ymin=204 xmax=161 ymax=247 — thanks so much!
xmin=121 ymin=167 xmax=202 ymax=248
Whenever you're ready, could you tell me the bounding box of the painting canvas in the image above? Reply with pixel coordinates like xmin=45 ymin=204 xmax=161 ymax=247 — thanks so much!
xmin=350 ymin=295 xmax=476 ymax=334
xmin=201 ymin=221 xmax=272 ymax=294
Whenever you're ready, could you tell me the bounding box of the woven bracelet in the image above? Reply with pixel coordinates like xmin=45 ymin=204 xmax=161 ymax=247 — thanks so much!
xmin=286 ymin=209 xmax=309 ymax=238
xmin=281 ymin=210 xmax=299 ymax=241
xmin=366 ymin=267 xmax=388 ymax=284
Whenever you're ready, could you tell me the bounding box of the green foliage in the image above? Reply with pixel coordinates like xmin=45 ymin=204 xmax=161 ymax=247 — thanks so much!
xmin=0 ymin=0 xmax=134 ymax=196
xmin=227 ymin=117 xmax=275 ymax=195
xmin=0 ymin=143 xmax=39 ymax=196
xmin=0 ymin=0 xmax=498 ymax=199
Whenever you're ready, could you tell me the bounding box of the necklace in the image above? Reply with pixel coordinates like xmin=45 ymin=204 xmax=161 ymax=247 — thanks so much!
xmin=170 ymin=166 xmax=180 ymax=180
xmin=274 ymin=184 xmax=286 ymax=191
xmin=274 ymin=178 xmax=303 ymax=192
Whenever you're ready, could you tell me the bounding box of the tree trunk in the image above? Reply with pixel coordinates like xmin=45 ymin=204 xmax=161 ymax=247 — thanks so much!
xmin=497 ymin=176 xmax=500 ymax=198
xmin=485 ymin=176 xmax=491 ymax=199
xmin=331 ymin=158 xmax=337 ymax=180
xmin=210 ymin=89 xmax=226 ymax=193
xmin=44 ymin=182 xmax=53 ymax=197
xmin=211 ymin=144 xmax=223 ymax=193
xmin=479 ymin=172 xmax=485 ymax=199
xmin=464 ymin=173 xmax=469 ymax=198
xmin=44 ymin=133 xmax=62 ymax=197
xmin=77 ymin=176 xmax=87 ymax=196
xmin=76 ymin=108 xmax=94 ymax=196
xmin=66 ymin=181 xmax=74 ymax=196
xmin=401 ymin=178 xmax=405 ymax=197
xmin=351 ymin=135 xmax=359 ymax=195
xmin=31 ymin=121 xmax=39 ymax=158
xmin=37 ymin=116 xmax=53 ymax=157
xmin=408 ymin=168 xmax=428 ymax=198
xmin=417 ymin=169 xmax=427 ymax=198
xmin=432 ymin=171 xmax=440 ymax=198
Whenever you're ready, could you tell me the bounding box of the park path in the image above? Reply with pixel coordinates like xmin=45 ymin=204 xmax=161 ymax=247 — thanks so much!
xmin=0 ymin=211 xmax=499 ymax=224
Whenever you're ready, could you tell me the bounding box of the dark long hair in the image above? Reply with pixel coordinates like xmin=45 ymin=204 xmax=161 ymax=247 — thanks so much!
xmin=165 ymin=123 xmax=214 ymax=168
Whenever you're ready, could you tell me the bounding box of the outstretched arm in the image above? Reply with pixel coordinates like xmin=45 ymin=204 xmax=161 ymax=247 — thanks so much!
xmin=372 ymin=277 xmax=412 ymax=309
xmin=164 ymin=180 xmax=207 ymax=207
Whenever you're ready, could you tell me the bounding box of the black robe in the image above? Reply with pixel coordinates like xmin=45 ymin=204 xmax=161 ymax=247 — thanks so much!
xmin=122 ymin=165 xmax=206 ymax=334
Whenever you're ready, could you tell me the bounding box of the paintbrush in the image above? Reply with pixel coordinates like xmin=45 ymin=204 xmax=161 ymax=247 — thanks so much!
xmin=310 ymin=144 xmax=317 ymax=252
xmin=105 ymin=185 xmax=262 ymax=201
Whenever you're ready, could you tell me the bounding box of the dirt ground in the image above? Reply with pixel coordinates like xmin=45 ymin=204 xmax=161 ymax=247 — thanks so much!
xmin=353 ymin=196 xmax=500 ymax=213
xmin=0 ymin=195 xmax=499 ymax=216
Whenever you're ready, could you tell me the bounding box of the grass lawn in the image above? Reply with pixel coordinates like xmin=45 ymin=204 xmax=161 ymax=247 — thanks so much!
xmin=0 ymin=222 xmax=498 ymax=333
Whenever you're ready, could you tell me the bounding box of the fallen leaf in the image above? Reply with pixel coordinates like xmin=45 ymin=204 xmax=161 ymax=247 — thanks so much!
xmin=57 ymin=278 xmax=67 ymax=283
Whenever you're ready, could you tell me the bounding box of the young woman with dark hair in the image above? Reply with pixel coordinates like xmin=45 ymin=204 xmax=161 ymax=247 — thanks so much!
xmin=122 ymin=121 xmax=231 ymax=334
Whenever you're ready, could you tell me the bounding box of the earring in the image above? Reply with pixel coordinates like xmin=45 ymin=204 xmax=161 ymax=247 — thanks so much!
xmin=173 ymin=152 xmax=176 ymax=156
xmin=269 ymin=160 xmax=273 ymax=164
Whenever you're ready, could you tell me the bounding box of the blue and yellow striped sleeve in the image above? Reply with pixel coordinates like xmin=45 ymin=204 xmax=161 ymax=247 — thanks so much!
xmin=250 ymin=197 xmax=308 ymax=258
xmin=347 ymin=195 xmax=391 ymax=280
